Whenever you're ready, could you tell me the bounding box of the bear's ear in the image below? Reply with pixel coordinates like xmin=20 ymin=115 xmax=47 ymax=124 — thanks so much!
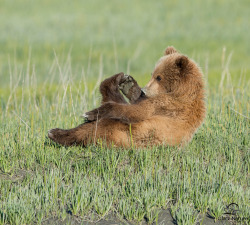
xmin=164 ymin=46 xmax=177 ymax=55
xmin=175 ymin=55 xmax=189 ymax=71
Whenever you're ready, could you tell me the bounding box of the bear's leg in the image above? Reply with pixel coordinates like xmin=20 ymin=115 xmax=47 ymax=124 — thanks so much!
xmin=99 ymin=72 xmax=128 ymax=104
xmin=48 ymin=119 xmax=130 ymax=147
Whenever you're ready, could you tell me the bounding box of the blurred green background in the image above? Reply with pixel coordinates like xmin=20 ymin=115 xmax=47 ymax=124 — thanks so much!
xmin=0 ymin=0 xmax=249 ymax=88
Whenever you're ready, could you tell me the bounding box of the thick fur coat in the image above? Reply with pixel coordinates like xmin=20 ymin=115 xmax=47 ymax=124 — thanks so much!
xmin=48 ymin=47 xmax=206 ymax=147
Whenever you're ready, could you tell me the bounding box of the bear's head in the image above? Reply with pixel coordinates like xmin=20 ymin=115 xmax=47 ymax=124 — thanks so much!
xmin=143 ymin=46 xmax=204 ymax=98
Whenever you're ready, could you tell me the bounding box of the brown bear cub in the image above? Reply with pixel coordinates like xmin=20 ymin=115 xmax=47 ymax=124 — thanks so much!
xmin=48 ymin=46 xmax=206 ymax=147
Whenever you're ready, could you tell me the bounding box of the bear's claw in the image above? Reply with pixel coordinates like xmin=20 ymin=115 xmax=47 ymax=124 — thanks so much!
xmin=48 ymin=128 xmax=59 ymax=140
xmin=81 ymin=113 xmax=93 ymax=123
xmin=48 ymin=130 xmax=54 ymax=139
xmin=81 ymin=113 xmax=88 ymax=119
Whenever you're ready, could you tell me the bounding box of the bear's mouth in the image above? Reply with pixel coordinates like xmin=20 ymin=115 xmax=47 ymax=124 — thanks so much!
xmin=140 ymin=89 xmax=146 ymax=97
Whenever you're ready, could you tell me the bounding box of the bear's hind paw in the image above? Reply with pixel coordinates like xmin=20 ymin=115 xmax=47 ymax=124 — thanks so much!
xmin=48 ymin=128 xmax=77 ymax=146
xmin=119 ymin=75 xmax=142 ymax=103
xmin=119 ymin=75 xmax=135 ymax=95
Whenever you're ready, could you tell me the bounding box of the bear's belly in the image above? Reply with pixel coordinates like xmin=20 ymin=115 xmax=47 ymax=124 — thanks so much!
xmin=131 ymin=116 xmax=192 ymax=146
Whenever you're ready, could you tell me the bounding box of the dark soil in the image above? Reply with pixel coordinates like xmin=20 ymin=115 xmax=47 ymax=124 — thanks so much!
xmin=42 ymin=209 xmax=234 ymax=225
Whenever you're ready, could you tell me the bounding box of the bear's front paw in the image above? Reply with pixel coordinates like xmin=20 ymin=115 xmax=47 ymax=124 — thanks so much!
xmin=83 ymin=103 xmax=115 ymax=121
xmin=83 ymin=108 xmax=103 ymax=121
xmin=82 ymin=113 xmax=94 ymax=123
xmin=82 ymin=111 xmax=97 ymax=122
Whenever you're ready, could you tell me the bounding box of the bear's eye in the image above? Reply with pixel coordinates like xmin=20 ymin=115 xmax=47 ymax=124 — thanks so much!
xmin=156 ymin=76 xmax=162 ymax=81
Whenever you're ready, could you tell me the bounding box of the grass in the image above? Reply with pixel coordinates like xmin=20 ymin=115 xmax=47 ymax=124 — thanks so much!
xmin=0 ymin=0 xmax=250 ymax=224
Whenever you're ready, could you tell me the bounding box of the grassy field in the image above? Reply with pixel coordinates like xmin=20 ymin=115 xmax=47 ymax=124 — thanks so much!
xmin=0 ymin=0 xmax=249 ymax=224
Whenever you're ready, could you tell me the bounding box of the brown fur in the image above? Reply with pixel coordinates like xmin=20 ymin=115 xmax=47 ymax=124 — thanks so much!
xmin=48 ymin=46 xmax=206 ymax=148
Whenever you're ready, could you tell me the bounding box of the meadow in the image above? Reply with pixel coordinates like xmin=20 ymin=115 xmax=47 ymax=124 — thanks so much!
xmin=0 ymin=0 xmax=249 ymax=224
